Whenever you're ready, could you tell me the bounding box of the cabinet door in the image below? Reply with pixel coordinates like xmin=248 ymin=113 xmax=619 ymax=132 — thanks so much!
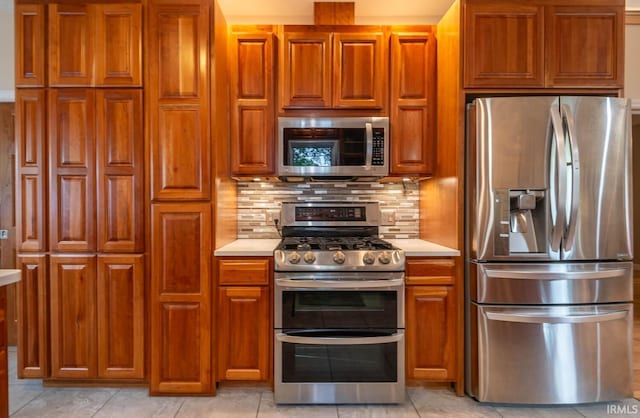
xmin=147 ymin=1 xmax=211 ymax=200
xmin=463 ymin=2 xmax=544 ymax=88
xmin=230 ymin=33 xmax=275 ymax=175
xmin=280 ymin=32 xmax=332 ymax=109
xmin=49 ymin=254 xmax=97 ymax=379
xmin=333 ymin=32 xmax=386 ymax=109
xmin=217 ymin=286 xmax=270 ymax=381
xmin=15 ymin=90 xmax=47 ymax=252
xmin=48 ymin=4 xmax=95 ymax=86
xmin=390 ymin=33 xmax=436 ymax=176
xmin=150 ymin=203 xmax=212 ymax=394
xmin=49 ymin=89 xmax=96 ymax=252
xmin=546 ymin=5 xmax=623 ymax=87
xmin=15 ymin=4 xmax=46 ymax=87
xmin=406 ymin=286 xmax=456 ymax=381
xmin=94 ymin=4 xmax=142 ymax=86
xmin=16 ymin=254 xmax=48 ymax=378
xmin=97 ymin=254 xmax=144 ymax=379
xmin=96 ymin=90 xmax=144 ymax=253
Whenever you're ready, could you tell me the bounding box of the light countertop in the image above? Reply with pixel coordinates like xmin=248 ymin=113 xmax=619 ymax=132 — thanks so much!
xmin=214 ymin=238 xmax=459 ymax=257
xmin=0 ymin=269 xmax=21 ymax=287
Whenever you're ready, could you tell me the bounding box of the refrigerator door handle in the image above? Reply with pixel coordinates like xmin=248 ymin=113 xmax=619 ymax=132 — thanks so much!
xmin=484 ymin=268 xmax=628 ymax=281
xmin=549 ymin=106 xmax=566 ymax=253
xmin=485 ymin=310 xmax=628 ymax=324
xmin=561 ymin=104 xmax=580 ymax=252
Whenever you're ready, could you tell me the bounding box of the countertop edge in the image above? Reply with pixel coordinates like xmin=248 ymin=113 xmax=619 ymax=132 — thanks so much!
xmin=0 ymin=269 xmax=22 ymax=287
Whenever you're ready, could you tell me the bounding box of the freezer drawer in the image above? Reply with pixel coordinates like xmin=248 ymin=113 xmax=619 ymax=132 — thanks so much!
xmin=471 ymin=262 xmax=632 ymax=304
xmin=468 ymin=303 xmax=633 ymax=404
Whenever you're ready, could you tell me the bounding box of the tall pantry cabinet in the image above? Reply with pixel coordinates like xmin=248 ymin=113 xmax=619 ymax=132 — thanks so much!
xmin=14 ymin=1 xmax=144 ymax=381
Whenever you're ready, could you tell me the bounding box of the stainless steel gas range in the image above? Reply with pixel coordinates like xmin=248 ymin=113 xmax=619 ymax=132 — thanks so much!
xmin=273 ymin=201 xmax=406 ymax=404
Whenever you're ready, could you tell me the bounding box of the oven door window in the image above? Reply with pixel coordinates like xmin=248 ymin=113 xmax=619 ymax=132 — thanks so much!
xmin=282 ymin=290 xmax=397 ymax=329
xmin=281 ymin=330 xmax=398 ymax=383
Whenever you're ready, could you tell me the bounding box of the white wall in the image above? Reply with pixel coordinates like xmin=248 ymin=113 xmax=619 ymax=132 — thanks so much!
xmin=626 ymin=24 xmax=640 ymax=110
xmin=0 ymin=1 xmax=14 ymax=102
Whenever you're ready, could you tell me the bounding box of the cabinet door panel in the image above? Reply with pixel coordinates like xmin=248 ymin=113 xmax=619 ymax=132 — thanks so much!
xmin=95 ymin=4 xmax=142 ymax=86
xmin=97 ymin=254 xmax=144 ymax=379
xmin=463 ymin=3 xmax=544 ymax=87
xmin=15 ymin=90 xmax=47 ymax=252
xmin=49 ymin=255 xmax=97 ymax=379
xmin=230 ymin=33 xmax=274 ymax=175
xmin=217 ymin=286 xmax=270 ymax=381
xmin=280 ymin=32 xmax=332 ymax=109
xmin=49 ymin=90 xmax=96 ymax=252
xmin=546 ymin=6 xmax=623 ymax=87
xmin=15 ymin=4 xmax=46 ymax=87
xmin=390 ymin=32 xmax=436 ymax=176
xmin=150 ymin=203 xmax=212 ymax=394
xmin=48 ymin=4 xmax=95 ymax=86
xmin=16 ymin=254 xmax=48 ymax=378
xmin=406 ymin=286 xmax=455 ymax=380
xmin=96 ymin=90 xmax=144 ymax=252
xmin=333 ymin=33 xmax=385 ymax=109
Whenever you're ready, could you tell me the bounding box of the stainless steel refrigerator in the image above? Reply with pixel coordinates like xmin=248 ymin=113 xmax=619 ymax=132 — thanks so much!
xmin=465 ymin=96 xmax=633 ymax=404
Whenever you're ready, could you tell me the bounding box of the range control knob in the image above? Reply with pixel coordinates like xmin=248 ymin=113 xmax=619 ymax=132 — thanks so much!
xmin=288 ymin=252 xmax=301 ymax=264
xmin=378 ymin=251 xmax=392 ymax=265
xmin=363 ymin=251 xmax=376 ymax=265
xmin=333 ymin=251 xmax=346 ymax=264
xmin=303 ymin=252 xmax=316 ymax=264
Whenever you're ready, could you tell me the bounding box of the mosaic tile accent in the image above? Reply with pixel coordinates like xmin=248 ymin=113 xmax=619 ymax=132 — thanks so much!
xmin=237 ymin=181 xmax=420 ymax=239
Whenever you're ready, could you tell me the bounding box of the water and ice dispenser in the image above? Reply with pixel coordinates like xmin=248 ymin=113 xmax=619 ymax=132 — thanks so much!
xmin=493 ymin=189 xmax=546 ymax=255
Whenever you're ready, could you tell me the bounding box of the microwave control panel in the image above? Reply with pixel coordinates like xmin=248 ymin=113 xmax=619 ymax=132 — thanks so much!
xmin=372 ymin=128 xmax=385 ymax=166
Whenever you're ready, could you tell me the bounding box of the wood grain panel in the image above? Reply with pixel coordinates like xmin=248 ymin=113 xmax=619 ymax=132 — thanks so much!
xmin=49 ymin=254 xmax=97 ymax=379
xmin=217 ymin=286 xmax=270 ymax=381
xmin=406 ymin=285 xmax=456 ymax=381
xmin=463 ymin=2 xmax=545 ymax=87
xmin=96 ymin=90 xmax=143 ymax=252
xmin=15 ymin=4 xmax=46 ymax=87
xmin=15 ymin=90 xmax=46 ymax=252
xmin=314 ymin=2 xmax=355 ymax=25
xmin=280 ymin=32 xmax=332 ymax=109
xmin=405 ymin=257 xmax=456 ymax=285
xmin=95 ymin=3 xmax=142 ymax=86
xmin=49 ymin=89 xmax=96 ymax=252
xmin=217 ymin=257 xmax=271 ymax=286
xmin=97 ymin=254 xmax=144 ymax=379
xmin=546 ymin=5 xmax=623 ymax=87
xmin=48 ymin=4 xmax=95 ymax=86
xmin=0 ymin=287 xmax=6 ymax=417
xmin=16 ymin=254 xmax=48 ymax=378
xmin=333 ymin=32 xmax=385 ymax=109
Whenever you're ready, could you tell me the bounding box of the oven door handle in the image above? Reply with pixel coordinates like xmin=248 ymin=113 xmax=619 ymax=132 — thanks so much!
xmin=276 ymin=332 xmax=403 ymax=346
xmin=275 ymin=278 xmax=404 ymax=289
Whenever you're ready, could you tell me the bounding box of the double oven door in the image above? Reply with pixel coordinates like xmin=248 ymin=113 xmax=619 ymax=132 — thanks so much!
xmin=274 ymin=272 xmax=405 ymax=404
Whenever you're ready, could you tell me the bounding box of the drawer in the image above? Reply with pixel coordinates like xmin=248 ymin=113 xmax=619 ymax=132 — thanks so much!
xmin=405 ymin=257 xmax=456 ymax=285
xmin=218 ymin=258 xmax=271 ymax=285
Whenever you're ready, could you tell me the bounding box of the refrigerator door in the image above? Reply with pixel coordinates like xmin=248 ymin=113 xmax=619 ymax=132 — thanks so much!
xmin=470 ymin=261 xmax=633 ymax=304
xmin=469 ymin=303 xmax=633 ymax=404
xmin=559 ymin=97 xmax=632 ymax=261
xmin=469 ymin=97 xmax=559 ymax=261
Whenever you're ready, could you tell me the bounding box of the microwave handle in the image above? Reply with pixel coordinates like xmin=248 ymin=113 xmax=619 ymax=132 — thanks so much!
xmin=365 ymin=122 xmax=373 ymax=166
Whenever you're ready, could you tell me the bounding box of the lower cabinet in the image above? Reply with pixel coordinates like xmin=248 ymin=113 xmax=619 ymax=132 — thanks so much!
xmin=0 ymin=286 xmax=8 ymax=418
xmin=405 ymin=257 xmax=457 ymax=382
xmin=216 ymin=257 xmax=272 ymax=382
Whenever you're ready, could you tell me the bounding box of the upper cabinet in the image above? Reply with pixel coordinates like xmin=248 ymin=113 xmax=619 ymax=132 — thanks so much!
xmin=279 ymin=29 xmax=387 ymax=111
xmin=15 ymin=4 xmax=46 ymax=87
xmin=463 ymin=0 xmax=623 ymax=89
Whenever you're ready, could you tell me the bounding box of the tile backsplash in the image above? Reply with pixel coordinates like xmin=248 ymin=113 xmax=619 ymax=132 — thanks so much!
xmin=237 ymin=181 xmax=419 ymax=239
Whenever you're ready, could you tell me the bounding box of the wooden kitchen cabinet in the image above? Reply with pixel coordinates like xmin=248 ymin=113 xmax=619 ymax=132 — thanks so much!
xmin=389 ymin=32 xmax=436 ymax=176
xmin=279 ymin=29 xmax=386 ymax=110
xmin=405 ymin=257 xmax=457 ymax=382
xmin=16 ymin=254 xmax=48 ymax=379
xmin=463 ymin=0 xmax=623 ymax=88
xmin=216 ymin=257 xmax=272 ymax=382
xmin=48 ymin=3 xmax=142 ymax=87
xmin=15 ymin=89 xmax=47 ymax=252
xmin=150 ymin=203 xmax=213 ymax=394
xmin=0 ymin=287 xmax=7 ymax=418
xmin=15 ymin=4 xmax=46 ymax=87
xmin=229 ymin=31 xmax=276 ymax=176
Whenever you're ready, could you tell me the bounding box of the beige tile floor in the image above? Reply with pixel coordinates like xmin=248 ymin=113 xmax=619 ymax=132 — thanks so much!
xmin=7 ymin=347 xmax=640 ymax=418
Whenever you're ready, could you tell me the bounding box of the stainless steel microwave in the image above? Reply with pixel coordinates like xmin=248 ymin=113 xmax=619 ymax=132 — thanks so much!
xmin=277 ymin=117 xmax=389 ymax=179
